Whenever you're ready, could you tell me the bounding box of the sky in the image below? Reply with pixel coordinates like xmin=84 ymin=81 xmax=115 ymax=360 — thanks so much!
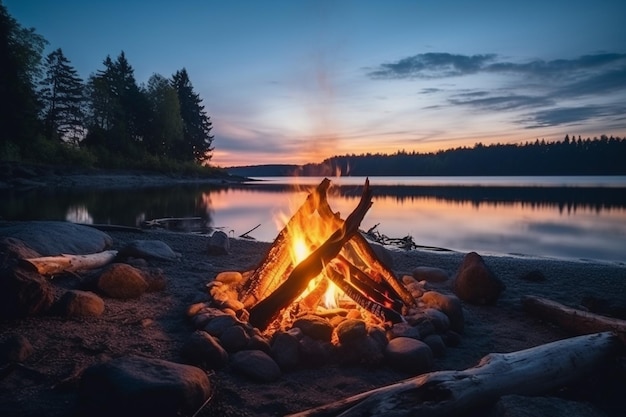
xmin=5 ymin=0 xmax=626 ymax=167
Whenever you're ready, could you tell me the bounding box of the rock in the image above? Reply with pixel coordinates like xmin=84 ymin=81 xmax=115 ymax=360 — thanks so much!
xmin=490 ymin=394 xmax=607 ymax=417
xmin=58 ymin=290 xmax=105 ymax=317
xmin=214 ymin=271 xmax=242 ymax=284
xmin=247 ymin=334 xmax=272 ymax=354
xmin=0 ymin=221 xmax=112 ymax=255
xmin=0 ymin=266 xmax=55 ymax=318
xmin=420 ymin=291 xmax=465 ymax=333
xmin=118 ymin=240 xmax=179 ymax=261
xmin=207 ymin=231 xmax=230 ymax=255
xmin=96 ymin=263 xmax=149 ymax=299
xmin=271 ymin=331 xmax=300 ymax=370
xmin=412 ymin=266 xmax=449 ymax=283
xmin=0 ymin=334 xmax=34 ymax=363
xmin=453 ymin=252 xmax=505 ymax=305
xmin=230 ymin=350 xmax=281 ymax=382
xmin=78 ymin=356 xmax=211 ymax=417
xmin=422 ymin=334 xmax=446 ymax=358
xmin=384 ymin=337 xmax=433 ymax=374
xmin=203 ymin=314 xmax=241 ymax=337
xmin=335 ymin=319 xmax=367 ymax=345
xmin=386 ymin=322 xmax=421 ymax=340
xmin=298 ymin=336 xmax=333 ymax=366
xmin=180 ymin=330 xmax=229 ymax=370
xmin=442 ymin=330 xmax=462 ymax=347
xmin=219 ymin=325 xmax=249 ymax=352
xmin=423 ymin=308 xmax=450 ymax=332
xmin=292 ymin=315 xmax=334 ymax=342
xmin=0 ymin=237 xmax=41 ymax=259
xmin=339 ymin=335 xmax=385 ymax=365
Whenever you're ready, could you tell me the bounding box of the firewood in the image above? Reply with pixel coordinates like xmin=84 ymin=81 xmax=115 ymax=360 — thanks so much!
xmin=287 ymin=332 xmax=621 ymax=417
xmin=522 ymin=295 xmax=626 ymax=343
xmin=248 ymin=179 xmax=373 ymax=330
xmin=21 ymin=250 xmax=118 ymax=275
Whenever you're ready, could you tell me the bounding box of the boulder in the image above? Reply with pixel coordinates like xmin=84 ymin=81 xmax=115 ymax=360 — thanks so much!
xmin=453 ymin=252 xmax=505 ymax=305
xmin=0 ymin=221 xmax=112 ymax=255
xmin=230 ymin=350 xmax=281 ymax=382
xmin=118 ymin=240 xmax=179 ymax=261
xmin=78 ymin=356 xmax=211 ymax=417
xmin=207 ymin=231 xmax=230 ymax=255
xmin=412 ymin=266 xmax=450 ymax=283
xmin=335 ymin=319 xmax=367 ymax=345
xmin=384 ymin=337 xmax=433 ymax=374
xmin=0 ymin=266 xmax=55 ymax=318
xmin=57 ymin=290 xmax=105 ymax=317
xmin=181 ymin=330 xmax=229 ymax=370
xmin=96 ymin=263 xmax=148 ymax=299
xmin=420 ymin=291 xmax=464 ymax=333
xmin=271 ymin=331 xmax=300 ymax=370
xmin=292 ymin=315 xmax=334 ymax=342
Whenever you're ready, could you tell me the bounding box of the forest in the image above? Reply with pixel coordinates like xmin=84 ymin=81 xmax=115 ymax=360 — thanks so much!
xmin=0 ymin=2 xmax=214 ymax=173
xmin=229 ymin=135 xmax=626 ymax=177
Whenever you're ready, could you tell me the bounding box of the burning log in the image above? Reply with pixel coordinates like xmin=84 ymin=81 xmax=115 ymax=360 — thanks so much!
xmin=287 ymin=332 xmax=621 ymax=417
xmin=21 ymin=250 xmax=118 ymax=275
xmin=248 ymin=179 xmax=374 ymax=330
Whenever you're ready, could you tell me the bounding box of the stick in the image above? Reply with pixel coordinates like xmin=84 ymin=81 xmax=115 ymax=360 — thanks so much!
xmin=239 ymin=223 xmax=261 ymax=239
xmin=287 ymin=332 xmax=621 ymax=417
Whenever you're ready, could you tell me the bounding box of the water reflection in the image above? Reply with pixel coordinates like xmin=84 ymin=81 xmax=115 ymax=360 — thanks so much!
xmin=2 ymin=177 xmax=625 ymax=262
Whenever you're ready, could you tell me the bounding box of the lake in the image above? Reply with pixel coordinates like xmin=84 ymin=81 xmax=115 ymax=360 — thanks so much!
xmin=3 ymin=176 xmax=626 ymax=264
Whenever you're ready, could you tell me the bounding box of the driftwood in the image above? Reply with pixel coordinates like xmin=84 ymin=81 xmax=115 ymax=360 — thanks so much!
xmin=21 ymin=250 xmax=118 ymax=275
xmin=522 ymin=295 xmax=626 ymax=343
xmin=287 ymin=332 xmax=621 ymax=417
xmin=248 ymin=179 xmax=374 ymax=330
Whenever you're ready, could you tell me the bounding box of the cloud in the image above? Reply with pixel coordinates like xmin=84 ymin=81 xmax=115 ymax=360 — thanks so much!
xmin=521 ymin=105 xmax=626 ymax=128
xmin=449 ymin=94 xmax=554 ymax=111
xmin=367 ymin=53 xmax=497 ymax=79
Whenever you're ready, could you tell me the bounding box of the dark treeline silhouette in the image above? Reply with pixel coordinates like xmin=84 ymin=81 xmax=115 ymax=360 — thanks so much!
xmin=0 ymin=2 xmax=214 ymax=172
xmin=229 ymin=135 xmax=626 ymax=176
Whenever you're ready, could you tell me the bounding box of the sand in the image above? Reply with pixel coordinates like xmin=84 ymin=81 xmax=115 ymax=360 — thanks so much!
xmin=1 ymin=229 xmax=625 ymax=417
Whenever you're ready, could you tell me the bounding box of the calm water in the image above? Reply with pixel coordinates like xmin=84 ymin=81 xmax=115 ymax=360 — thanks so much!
xmin=2 ymin=176 xmax=626 ymax=263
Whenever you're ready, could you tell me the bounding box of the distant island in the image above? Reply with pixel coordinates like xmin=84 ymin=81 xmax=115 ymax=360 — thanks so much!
xmin=227 ymin=135 xmax=626 ymax=177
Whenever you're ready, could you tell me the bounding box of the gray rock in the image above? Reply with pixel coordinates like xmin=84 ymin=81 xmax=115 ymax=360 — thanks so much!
xmin=422 ymin=334 xmax=446 ymax=358
xmin=298 ymin=336 xmax=333 ymax=366
xmin=385 ymin=337 xmax=433 ymax=374
xmin=118 ymin=240 xmax=179 ymax=261
xmin=219 ymin=325 xmax=249 ymax=352
xmin=387 ymin=322 xmax=421 ymax=340
xmin=230 ymin=350 xmax=281 ymax=382
xmin=292 ymin=315 xmax=334 ymax=341
xmin=0 ymin=266 xmax=54 ymax=318
xmin=339 ymin=335 xmax=385 ymax=365
xmin=0 ymin=221 xmax=112 ymax=255
xmin=336 ymin=319 xmax=367 ymax=345
xmin=58 ymin=290 xmax=105 ymax=317
xmin=420 ymin=291 xmax=465 ymax=333
xmin=423 ymin=308 xmax=450 ymax=333
xmin=0 ymin=334 xmax=34 ymax=363
xmin=78 ymin=356 xmax=211 ymax=417
xmin=97 ymin=263 xmax=148 ymax=299
xmin=203 ymin=314 xmax=241 ymax=337
xmin=181 ymin=330 xmax=229 ymax=370
xmin=271 ymin=331 xmax=300 ymax=371
xmin=207 ymin=231 xmax=230 ymax=255
xmin=412 ymin=266 xmax=450 ymax=283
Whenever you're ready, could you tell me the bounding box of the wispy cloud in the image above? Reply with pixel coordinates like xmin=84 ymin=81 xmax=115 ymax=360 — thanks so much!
xmin=521 ymin=105 xmax=626 ymax=128
xmin=368 ymin=53 xmax=497 ymax=79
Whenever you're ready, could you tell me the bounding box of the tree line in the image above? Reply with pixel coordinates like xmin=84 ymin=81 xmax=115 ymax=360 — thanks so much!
xmin=0 ymin=2 xmax=214 ymax=171
xmin=296 ymin=135 xmax=626 ymax=176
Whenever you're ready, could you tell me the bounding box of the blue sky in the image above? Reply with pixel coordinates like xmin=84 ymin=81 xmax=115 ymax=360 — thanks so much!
xmin=6 ymin=0 xmax=626 ymax=167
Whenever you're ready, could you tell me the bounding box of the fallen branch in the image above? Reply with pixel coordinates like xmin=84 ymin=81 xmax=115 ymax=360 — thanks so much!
xmin=238 ymin=223 xmax=261 ymax=239
xmin=522 ymin=295 xmax=626 ymax=343
xmin=21 ymin=250 xmax=118 ymax=275
xmin=287 ymin=332 xmax=621 ymax=417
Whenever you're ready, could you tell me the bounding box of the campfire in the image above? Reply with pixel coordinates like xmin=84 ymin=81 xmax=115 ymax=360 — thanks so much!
xmin=208 ymin=178 xmax=415 ymax=333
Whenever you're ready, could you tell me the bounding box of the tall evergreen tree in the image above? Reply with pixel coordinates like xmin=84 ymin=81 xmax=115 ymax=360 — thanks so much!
xmin=0 ymin=2 xmax=46 ymax=155
xmin=145 ymin=73 xmax=183 ymax=157
xmin=171 ymin=68 xmax=214 ymax=163
xmin=39 ymin=48 xmax=85 ymax=144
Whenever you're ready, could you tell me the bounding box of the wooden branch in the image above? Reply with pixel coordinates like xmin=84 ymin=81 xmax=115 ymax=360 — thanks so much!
xmin=248 ymin=179 xmax=373 ymax=330
xmin=522 ymin=295 xmax=626 ymax=343
xmin=287 ymin=332 xmax=621 ymax=417
xmin=21 ymin=250 xmax=118 ymax=275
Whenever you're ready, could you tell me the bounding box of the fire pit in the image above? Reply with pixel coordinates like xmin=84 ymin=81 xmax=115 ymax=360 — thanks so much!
xmin=186 ymin=178 xmax=464 ymax=374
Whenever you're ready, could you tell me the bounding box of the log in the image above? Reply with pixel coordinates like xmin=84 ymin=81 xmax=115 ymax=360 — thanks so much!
xmin=21 ymin=250 xmax=118 ymax=275
xmin=522 ymin=295 xmax=626 ymax=343
xmin=287 ymin=332 xmax=621 ymax=417
xmin=248 ymin=179 xmax=373 ymax=330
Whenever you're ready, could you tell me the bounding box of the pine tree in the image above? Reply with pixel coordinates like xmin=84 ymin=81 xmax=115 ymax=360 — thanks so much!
xmin=39 ymin=48 xmax=85 ymax=144
xmin=171 ymin=68 xmax=214 ymax=164
xmin=145 ymin=73 xmax=183 ymax=157
xmin=0 ymin=2 xmax=46 ymax=155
